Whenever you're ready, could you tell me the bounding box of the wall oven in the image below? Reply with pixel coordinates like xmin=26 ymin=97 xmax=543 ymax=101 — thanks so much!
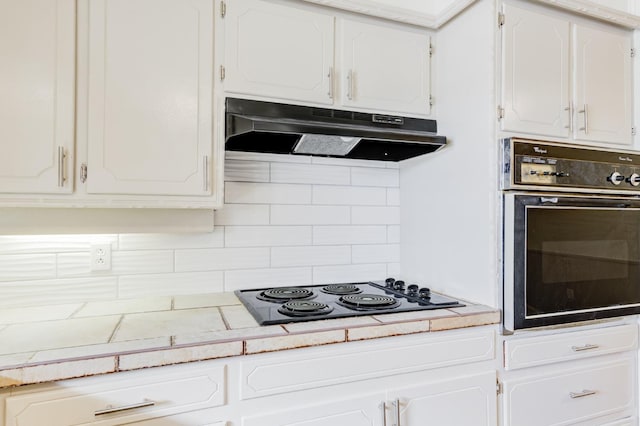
xmin=502 ymin=138 xmax=640 ymax=332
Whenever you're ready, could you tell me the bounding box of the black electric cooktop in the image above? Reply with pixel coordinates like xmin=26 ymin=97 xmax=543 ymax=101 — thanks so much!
xmin=235 ymin=279 xmax=464 ymax=325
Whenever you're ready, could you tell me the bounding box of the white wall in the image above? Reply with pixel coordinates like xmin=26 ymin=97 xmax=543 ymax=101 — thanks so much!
xmin=0 ymin=152 xmax=401 ymax=308
xmin=400 ymin=0 xmax=499 ymax=307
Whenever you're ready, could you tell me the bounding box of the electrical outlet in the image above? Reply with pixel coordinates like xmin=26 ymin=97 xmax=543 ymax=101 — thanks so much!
xmin=91 ymin=244 xmax=112 ymax=271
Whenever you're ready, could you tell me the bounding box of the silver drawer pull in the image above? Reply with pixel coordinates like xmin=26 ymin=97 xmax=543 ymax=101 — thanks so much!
xmin=571 ymin=344 xmax=599 ymax=352
xmin=569 ymin=389 xmax=596 ymax=399
xmin=94 ymin=399 xmax=155 ymax=416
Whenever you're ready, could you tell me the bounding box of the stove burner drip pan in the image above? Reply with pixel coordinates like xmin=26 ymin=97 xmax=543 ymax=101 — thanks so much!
xmin=338 ymin=294 xmax=400 ymax=311
xmin=258 ymin=287 xmax=315 ymax=302
xmin=278 ymin=300 xmax=334 ymax=317
xmin=321 ymin=284 xmax=363 ymax=295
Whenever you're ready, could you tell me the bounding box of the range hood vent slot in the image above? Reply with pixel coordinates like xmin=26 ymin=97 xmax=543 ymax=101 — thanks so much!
xmin=225 ymin=98 xmax=446 ymax=162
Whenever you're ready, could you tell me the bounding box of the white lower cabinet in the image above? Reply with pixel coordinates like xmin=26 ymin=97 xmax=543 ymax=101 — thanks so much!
xmin=500 ymin=322 xmax=639 ymax=426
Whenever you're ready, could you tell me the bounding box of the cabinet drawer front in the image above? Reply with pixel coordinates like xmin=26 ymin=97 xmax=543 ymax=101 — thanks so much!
xmin=241 ymin=329 xmax=495 ymax=399
xmin=504 ymin=323 xmax=638 ymax=370
xmin=5 ymin=364 xmax=225 ymax=426
xmin=503 ymin=359 xmax=634 ymax=426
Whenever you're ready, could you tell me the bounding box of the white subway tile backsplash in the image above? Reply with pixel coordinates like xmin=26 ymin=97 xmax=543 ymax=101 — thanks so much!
xmin=312 ymin=185 xmax=386 ymax=206
xmin=225 ymin=226 xmax=312 ymax=247
xmin=0 ymin=254 xmax=56 ymax=281
xmin=0 ymin=277 xmax=117 ymax=309
xmin=387 ymin=262 xmax=402 ymax=277
xmin=224 ymin=267 xmax=312 ymax=292
xmin=214 ymin=204 xmax=270 ymax=225
xmin=118 ymin=271 xmax=224 ymax=299
xmin=313 ymin=263 xmax=388 ymax=284
xmin=118 ymin=231 xmax=224 ymax=250
xmin=352 ymin=206 xmax=400 ymax=224
xmin=351 ymin=167 xmax=399 ymax=187
xmin=224 ymin=159 xmax=270 ymax=182
xmin=313 ymin=225 xmax=387 ymax=245
xmin=352 ymin=244 xmax=400 ymax=264
xmin=386 ymin=188 xmax=400 ymax=206
xmin=175 ymin=248 xmax=270 ymax=271
xmin=1 ymin=156 xmax=401 ymax=305
xmin=387 ymin=225 xmax=400 ymax=243
xmin=271 ymin=163 xmax=350 ymax=185
xmin=271 ymin=205 xmax=350 ymax=225
xmin=271 ymin=245 xmax=351 ymax=267
xmin=225 ymin=182 xmax=311 ymax=204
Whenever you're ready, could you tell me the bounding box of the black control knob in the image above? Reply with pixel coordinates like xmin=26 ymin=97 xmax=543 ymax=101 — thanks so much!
xmin=627 ymin=173 xmax=640 ymax=187
xmin=407 ymin=284 xmax=419 ymax=296
xmin=385 ymin=277 xmax=395 ymax=288
xmin=393 ymin=280 xmax=405 ymax=291
xmin=608 ymin=172 xmax=625 ymax=185
xmin=419 ymin=287 xmax=431 ymax=299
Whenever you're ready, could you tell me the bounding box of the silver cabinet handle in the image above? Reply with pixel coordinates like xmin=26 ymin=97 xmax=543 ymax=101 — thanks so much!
xmin=327 ymin=67 xmax=334 ymax=99
xmin=57 ymin=146 xmax=66 ymax=187
xmin=94 ymin=399 xmax=155 ymax=416
xmin=564 ymin=104 xmax=573 ymax=132
xmin=392 ymin=399 xmax=401 ymax=426
xmin=346 ymin=69 xmax=354 ymax=100
xmin=380 ymin=402 xmax=387 ymax=426
xmin=569 ymin=389 xmax=596 ymax=399
xmin=203 ymin=155 xmax=209 ymax=192
xmin=571 ymin=343 xmax=599 ymax=352
xmin=578 ymin=104 xmax=589 ymax=134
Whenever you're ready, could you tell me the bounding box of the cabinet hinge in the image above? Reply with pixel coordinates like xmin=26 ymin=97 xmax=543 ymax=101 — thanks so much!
xmin=632 ymin=48 xmax=636 ymax=58
xmin=429 ymin=95 xmax=433 ymax=107
xmin=220 ymin=65 xmax=226 ymax=81
xmin=220 ymin=0 xmax=226 ymax=18
xmin=498 ymin=12 xmax=505 ymax=28
xmin=80 ymin=163 xmax=88 ymax=183
xmin=497 ymin=105 xmax=505 ymax=120
xmin=429 ymin=43 xmax=433 ymax=57
xmin=497 ymin=380 xmax=503 ymax=395
xmin=632 ymin=126 xmax=637 ymax=136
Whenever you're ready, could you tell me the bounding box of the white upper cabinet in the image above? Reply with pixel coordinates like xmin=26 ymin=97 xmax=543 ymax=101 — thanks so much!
xmin=500 ymin=1 xmax=633 ymax=146
xmin=220 ymin=0 xmax=432 ymax=117
xmin=222 ymin=0 xmax=334 ymax=105
xmin=573 ymin=23 xmax=632 ymax=145
xmin=87 ymin=0 xmax=214 ymax=196
xmin=339 ymin=18 xmax=431 ymax=116
xmin=501 ymin=4 xmax=570 ymax=138
xmin=0 ymin=0 xmax=76 ymax=194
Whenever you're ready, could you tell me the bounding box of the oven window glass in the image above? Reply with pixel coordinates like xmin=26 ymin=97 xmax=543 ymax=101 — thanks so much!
xmin=526 ymin=207 xmax=640 ymax=316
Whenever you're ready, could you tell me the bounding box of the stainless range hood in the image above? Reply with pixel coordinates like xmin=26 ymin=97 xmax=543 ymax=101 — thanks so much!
xmin=225 ymin=98 xmax=446 ymax=162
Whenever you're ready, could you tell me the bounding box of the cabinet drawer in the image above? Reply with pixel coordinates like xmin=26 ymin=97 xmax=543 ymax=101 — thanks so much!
xmin=503 ymin=358 xmax=634 ymax=426
xmin=5 ymin=363 xmax=225 ymax=426
xmin=504 ymin=323 xmax=638 ymax=370
xmin=240 ymin=328 xmax=495 ymax=399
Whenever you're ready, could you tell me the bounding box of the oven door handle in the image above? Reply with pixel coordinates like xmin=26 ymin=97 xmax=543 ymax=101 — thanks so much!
xmin=540 ymin=197 xmax=559 ymax=204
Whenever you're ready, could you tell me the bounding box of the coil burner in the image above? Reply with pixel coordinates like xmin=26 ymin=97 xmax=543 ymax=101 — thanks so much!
xmin=337 ymin=294 xmax=400 ymax=311
xmin=278 ymin=300 xmax=334 ymax=317
xmin=320 ymin=284 xmax=363 ymax=295
xmin=257 ymin=287 xmax=315 ymax=303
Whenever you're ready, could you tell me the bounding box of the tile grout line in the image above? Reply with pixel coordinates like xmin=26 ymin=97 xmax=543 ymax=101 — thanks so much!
xmin=107 ymin=315 xmax=125 ymax=343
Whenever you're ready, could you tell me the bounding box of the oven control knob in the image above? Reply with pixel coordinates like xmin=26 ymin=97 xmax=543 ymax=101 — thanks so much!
xmin=608 ymin=172 xmax=625 ymax=185
xmin=627 ymin=173 xmax=640 ymax=187
xmin=419 ymin=287 xmax=431 ymax=299
xmin=393 ymin=280 xmax=405 ymax=291
xmin=385 ymin=277 xmax=395 ymax=288
xmin=407 ymin=284 xmax=419 ymax=295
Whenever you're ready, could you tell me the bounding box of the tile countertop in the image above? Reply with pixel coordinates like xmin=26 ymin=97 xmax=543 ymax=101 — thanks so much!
xmin=0 ymin=292 xmax=500 ymax=389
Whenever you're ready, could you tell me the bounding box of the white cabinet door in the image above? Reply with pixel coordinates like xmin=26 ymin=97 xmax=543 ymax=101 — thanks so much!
xmin=87 ymin=0 xmax=213 ymax=196
xmin=389 ymin=371 xmax=497 ymax=426
xmin=0 ymin=0 xmax=75 ymax=194
xmin=500 ymin=3 xmax=570 ymax=138
xmin=222 ymin=0 xmax=334 ymax=105
xmin=242 ymin=392 xmax=386 ymax=426
xmin=573 ymin=23 xmax=632 ymax=145
xmin=339 ymin=18 xmax=431 ymax=116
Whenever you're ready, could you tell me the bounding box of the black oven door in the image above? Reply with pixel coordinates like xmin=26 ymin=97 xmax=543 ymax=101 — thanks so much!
xmin=503 ymin=193 xmax=640 ymax=331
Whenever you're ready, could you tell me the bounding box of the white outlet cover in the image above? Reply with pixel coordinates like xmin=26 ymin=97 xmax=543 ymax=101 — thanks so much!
xmin=91 ymin=244 xmax=112 ymax=271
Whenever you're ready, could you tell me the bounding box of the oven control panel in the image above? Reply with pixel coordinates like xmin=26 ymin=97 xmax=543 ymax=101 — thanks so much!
xmin=502 ymin=138 xmax=640 ymax=194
